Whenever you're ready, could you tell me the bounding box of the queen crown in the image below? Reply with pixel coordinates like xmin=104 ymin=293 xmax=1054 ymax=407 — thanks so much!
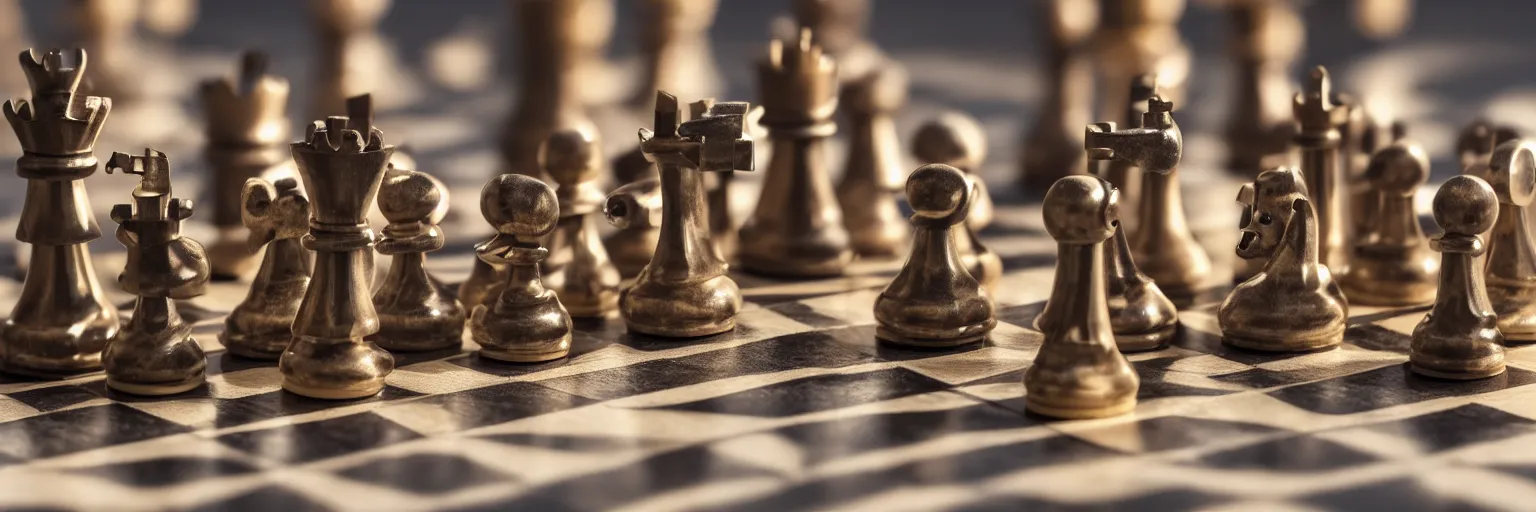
xmin=3 ymin=48 xmax=112 ymax=156
xmin=291 ymin=96 xmax=394 ymax=227
xmin=758 ymin=28 xmax=838 ymax=124
xmin=201 ymin=52 xmax=290 ymax=146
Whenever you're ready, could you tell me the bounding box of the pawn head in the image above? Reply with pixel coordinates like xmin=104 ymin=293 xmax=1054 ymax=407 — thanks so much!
xmin=842 ymin=61 xmax=908 ymax=114
xmin=1363 ymin=140 xmax=1429 ymax=196
xmin=912 ymin=111 xmax=987 ymax=171
xmin=481 ymin=174 xmax=559 ymax=238
xmin=1043 ymin=175 xmax=1119 ymax=244
xmin=539 ymin=126 xmax=602 ymax=185
xmin=1487 ymin=139 xmax=1536 ymax=207
xmin=1433 ymin=175 xmax=1498 ymax=236
xmin=906 ymin=164 xmax=971 ymax=223
xmin=378 ymin=167 xmax=444 ymax=225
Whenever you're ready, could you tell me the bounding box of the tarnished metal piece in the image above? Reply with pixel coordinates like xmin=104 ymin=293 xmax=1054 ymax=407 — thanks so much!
xmin=912 ymin=112 xmax=1002 ymax=293
xmin=1479 ymin=140 xmax=1536 ymax=343
xmin=631 ymin=0 xmax=721 ymax=109
xmin=1293 ymin=66 xmax=1351 ymax=273
xmin=602 ymin=152 xmax=663 ymax=277
xmin=1340 ymin=139 xmax=1437 ymax=305
xmin=1234 ymin=166 xmax=1309 ymax=283
xmin=1039 ymin=208 xmax=1178 ymax=352
xmin=69 ymin=0 xmax=140 ymax=100
xmin=1411 ymin=175 xmax=1505 ymax=379
xmin=542 ymin=127 xmax=621 ymax=318
xmin=103 ymin=150 xmax=210 ymax=395
xmin=502 ymin=0 xmax=597 ymax=177
xmin=1098 ymin=75 xmax=1156 ymax=235
xmin=1 ymin=48 xmax=120 ymax=377
xmin=874 ymin=164 xmax=995 ymax=348
xmin=836 ymin=60 xmax=908 ymax=259
xmin=1220 ymin=192 xmax=1348 ymax=352
xmin=308 ymin=0 xmax=390 ymax=119
xmin=1457 ymin=119 xmax=1520 ymax=172
xmin=281 ymin=95 xmax=395 ymax=399
xmin=1094 ymin=0 xmax=1189 ymax=151
xmin=370 ymin=166 xmax=464 ymax=352
xmin=1346 ymin=114 xmax=1404 ymax=244
xmin=793 ymin=0 xmax=882 ymax=83
xmin=201 ymin=52 xmax=294 ymax=281
xmin=1085 ymin=96 xmax=1210 ymax=302
xmin=469 ymin=174 xmax=573 ymax=362
xmin=223 ymin=177 xmax=311 ymax=360
xmin=1224 ymin=0 xmax=1302 ymax=175
xmin=1018 ymin=0 xmax=1097 ymax=192
xmin=1026 ymin=174 xmax=1139 ymax=420
xmin=739 ymin=29 xmax=852 ymax=278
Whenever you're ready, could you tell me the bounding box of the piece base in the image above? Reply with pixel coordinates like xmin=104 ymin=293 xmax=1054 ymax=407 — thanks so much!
xmin=281 ymin=380 xmax=384 ymax=400
xmin=107 ymin=375 xmax=205 ymax=396
xmin=479 ymin=347 xmax=570 ymax=363
xmin=626 ymin=321 xmax=736 ymax=339
xmin=1410 ymin=362 xmax=1507 ymax=381
xmin=221 ymin=343 xmax=285 ymax=361
xmin=375 ymin=337 xmax=462 ymax=353
xmin=1222 ymin=333 xmax=1341 ymax=353
xmin=1025 ymin=397 xmax=1138 ymax=420
xmin=1115 ymin=325 xmax=1177 ymax=353
xmin=876 ymin=326 xmax=988 ymax=348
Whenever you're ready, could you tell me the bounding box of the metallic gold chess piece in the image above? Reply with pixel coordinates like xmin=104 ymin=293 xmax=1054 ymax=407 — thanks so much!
xmin=1026 ymin=174 xmax=1139 ymax=419
xmin=1097 ymin=74 xmax=1156 ymax=235
xmin=1346 ymin=115 xmax=1403 ymax=243
xmin=631 ymin=0 xmax=721 ymax=109
xmin=1293 ymin=66 xmax=1351 ymax=273
xmin=1234 ymin=166 xmax=1309 ymax=283
xmin=608 ymin=91 xmax=753 ymax=337
xmin=370 ymin=167 xmax=464 ymax=352
xmin=202 ymin=52 xmax=294 ymax=280
xmin=280 ymin=95 xmax=395 ymax=399
xmin=1479 ymin=140 xmax=1536 ymax=344
xmin=912 ymin=112 xmax=1002 ymax=293
xmin=836 ymin=60 xmax=909 ymax=258
xmin=1457 ymin=120 xmax=1520 ymax=172
xmin=542 ymin=127 xmax=621 ymax=317
xmin=1340 ymin=139 xmax=1437 ymax=305
xmin=1220 ymin=190 xmax=1348 ymax=352
xmin=1019 ymin=0 xmax=1096 ymax=192
xmin=874 ymin=164 xmax=995 ymax=347
xmin=1224 ymin=0 xmax=1302 ymax=174
xmin=69 ymin=0 xmax=141 ymax=101
xmin=603 ymin=146 xmax=662 ymax=277
xmin=469 ymin=174 xmax=574 ymax=362
xmin=223 ymin=178 xmax=311 ymax=360
xmin=308 ymin=0 xmax=391 ymax=119
xmin=502 ymin=0 xmax=597 ymax=177
xmin=739 ymin=29 xmax=852 ymax=278
xmin=1094 ymin=0 xmax=1190 ymax=143
xmin=1411 ymin=175 xmax=1505 ymax=380
xmin=1 ymin=48 xmax=120 ymax=377
xmin=793 ymin=0 xmax=883 ymax=84
xmin=102 ymin=150 xmax=210 ymax=395
xmin=1086 ymin=96 xmax=1210 ymax=301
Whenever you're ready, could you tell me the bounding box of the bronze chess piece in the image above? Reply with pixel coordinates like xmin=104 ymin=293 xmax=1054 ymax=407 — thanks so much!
xmin=308 ymin=0 xmax=391 ymax=119
xmin=1234 ymin=166 xmax=1309 ymax=283
xmin=1340 ymin=139 xmax=1437 ymax=305
xmin=631 ymin=0 xmax=722 ymax=109
xmin=608 ymin=91 xmax=753 ymax=337
xmin=1478 ymin=140 xmax=1536 ymax=344
xmin=1085 ymin=96 xmax=1210 ymax=301
xmin=1097 ymin=75 xmax=1156 ymax=235
xmin=202 ymin=52 xmax=294 ymax=280
xmin=102 ymin=150 xmax=210 ymax=395
xmin=69 ymin=0 xmax=141 ymax=101
xmin=874 ymin=164 xmax=995 ymax=347
xmin=1293 ymin=66 xmax=1351 ymax=273
xmin=1026 ymin=174 xmax=1139 ymax=420
xmin=1094 ymin=0 xmax=1190 ymax=148
xmin=739 ymin=29 xmax=853 ymax=278
xmin=1220 ymin=186 xmax=1348 ymax=352
xmin=912 ymin=112 xmax=1002 ymax=293
xmin=1346 ymin=115 xmax=1403 ymax=244
xmin=223 ymin=178 xmax=311 ymax=360
xmin=458 ymin=241 xmax=505 ymax=312
xmin=1 ymin=48 xmax=120 ymax=377
xmin=1457 ymin=119 xmax=1520 ymax=172
xmin=792 ymin=0 xmax=883 ymax=84
xmin=603 ymin=145 xmax=662 ymax=277
xmin=469 ymin=174 xmax=574 ymax=362
xmin=281 ymin=95 xmax=395 ymax=399
xmin=836 ymin=60 xmax=909 ymax=259
xmin=1411 ymin=175 xmax=1505 ymax=380
xmin=1019 ymin=0 xmax=1097 ymax=192
xmin=370 ymin=166 xmax=464 ymax=352
xmin=502 ymin=0 xmax=597 ymax=177
xmin=1223 ymin=0 xmax=1302 ymax=175
xmin=542 ymin=127 xmax=622 ymax=317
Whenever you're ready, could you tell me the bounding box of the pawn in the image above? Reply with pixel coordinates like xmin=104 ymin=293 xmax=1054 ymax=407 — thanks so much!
xmin=469 ymin=174 xmax=574 ymax=362
xmin=1482 ymin=140 xmax=1536 ymax=343
xmin=602 ymin=145 xmax=662 ymax=277
xmin=223 ymin=178 xmax=312 ymax=359
xmin=836 ymin=60 xmax=910 ymax=258
xmin=911 ymin=112 xmax=1002 ymax=293
xmin=370 ymin=166 xmax=465 ymax=352
xmin=1411 ymin=175 xmax=1505 ymax=379
xmin=874 ymin=164 xmax=995 ymax=347
xmin=1219 ymin=190 xmax=1348 ymax=352
xmin=1036 ymin=206 xmax=1178 ymax=352
xmin=1026 ymin=174 xmax=1139 ymax=419
xmin=1340 ymin=140 xmax=1438 ymax=305
xmin=103 ymin=150 xmax=211 ymax=395
xmin=541 ymin=127 xmax=622 ymax=317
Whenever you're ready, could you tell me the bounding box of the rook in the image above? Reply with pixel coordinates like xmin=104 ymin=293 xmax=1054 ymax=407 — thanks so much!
xmin=1293 ymin=66 xmax=1351 ymax=272
xmin=201 ymin=52 xmax=294 ymax=280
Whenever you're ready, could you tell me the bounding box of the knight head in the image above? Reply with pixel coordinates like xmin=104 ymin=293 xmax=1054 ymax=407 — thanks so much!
xmin=1237 ymin=166 xmax=1309 ymax=260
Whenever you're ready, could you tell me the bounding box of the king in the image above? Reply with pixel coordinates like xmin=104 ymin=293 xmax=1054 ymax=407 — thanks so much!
xmin=0 ymin=49 xmax=119 ymax=377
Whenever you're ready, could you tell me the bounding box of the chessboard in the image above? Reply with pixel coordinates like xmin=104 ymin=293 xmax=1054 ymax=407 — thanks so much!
xmin=3 ymin=1 xmax=1536 ymax=511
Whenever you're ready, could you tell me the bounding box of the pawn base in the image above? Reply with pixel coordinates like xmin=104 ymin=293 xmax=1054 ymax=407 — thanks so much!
xmin=1410 ymin=362 xmax=1507 ymax=381
xmin=479 ymin=342 xmax=571 ymax=363
xmin=1115 ymin=325 xmax=1177 ymax=353
xmin=281 ymin=380 xmax=385 ymax=400
xmin=1025 ymin=396 xmax=1137 ymax=420
xmin=108 ymin=374 xmax=205 ymax=396
xmin=876 ymin=326 xmax=987 ymax=348
xmin=1222 ymin=331 xmax=1342 ymax=353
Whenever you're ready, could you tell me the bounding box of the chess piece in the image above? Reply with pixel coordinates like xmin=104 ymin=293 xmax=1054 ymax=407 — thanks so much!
xmin=102 ymin=150 xmax=209 ymax=395
xmin=0 ymin=0 xmax=29 ymax=97
xmin=69 ymin=0 xmax=142 ymax=101
xmin=603 ymin=145 xmax=662 ymax=277
xmin=308 ymin=0 xmax=391 ymax=119
xmin=1220 ymin=189 xmax=1348 ymax=352
xmin=836 ymin=61 xmax=909 ymax=259
xmin=1085 ymin=96 xmax=1210 ymax=301
xmin=202 ymin=52 xmax=294 ymax=280
xmin=223 ymin=178 xmax=311 ymax=360
xmin=1097 ymin=75 xmax=1157 ymax=235
xmin=1479 ymin=140 xmax=1536 ymax=344
xmin=1411 ymin=175 xmax=1505 ymax=380
xmin=608 ymin=91 xmax=753 ymax=337
xmin=701 ymin=100 xmax=743 ymax=263
xmin=1293 ymin=66 xmax=1351 ymax=273
xmin=1224 ymin=0 xmax=1303 ymax=174
xmin=1346 ymin=115 xmax=1403 ymax=243
xmin=1234 ymin=166 xmax=1309 ymax=283
xmin=281 ymin=95 xmax=395 ymax=399
xmin=1095 ymin=0 xmax=1190 ymax=141
xmin=469 ymin=174 xmax=574 ymax=362
xmin=1019 ymin=0 xmax=1097 ymax=192
xmin=1 ymin=49 xmax=120 ymax=377
xmin=1340 ymin=139 xmax=1437 ymax=305
xmin=631 ymin=0 xmax=721 ymax=109
xmin=502 ymin=0 xmax=597 ymax=177
xmin=874 ymin=164 xmax=995 ymax=347
xmin=792 ymin=0 xmax=883 ymax=84
xmin=912 ymin=112 xmax=1002 ymax=293
xmin=370 ymin=167 xmax=464 ymax=352
xmin=1026 ymin=174 xmax=1139 ymax=419
xmin=542 ymin=127 xmax=621 ymax=317
xmin=739 ymin=29 xmax=852 ymax=278
xmin=1457 ymin=120 xmax=1520 ymax=172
